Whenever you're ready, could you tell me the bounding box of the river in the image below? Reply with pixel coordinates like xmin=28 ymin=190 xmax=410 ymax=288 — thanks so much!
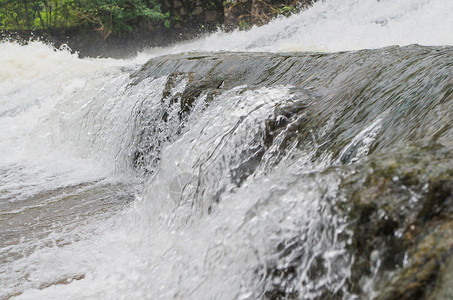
xmin=1 ymin=0 xmax=453 ymax=299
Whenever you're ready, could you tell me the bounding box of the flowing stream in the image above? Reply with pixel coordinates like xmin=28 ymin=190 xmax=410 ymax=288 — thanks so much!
xmin=1 ymin=0 xmax=453 ymax=299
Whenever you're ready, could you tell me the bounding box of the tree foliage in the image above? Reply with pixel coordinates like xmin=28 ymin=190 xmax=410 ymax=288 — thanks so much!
xmin=75 ymin=0 xmax=165 ymax=38
xmin=0 ymin=0 xmax=165 ymax=37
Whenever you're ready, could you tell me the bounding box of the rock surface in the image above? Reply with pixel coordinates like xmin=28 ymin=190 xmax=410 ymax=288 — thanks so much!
xmin=132 ymin=47 xmax=453 ymax=298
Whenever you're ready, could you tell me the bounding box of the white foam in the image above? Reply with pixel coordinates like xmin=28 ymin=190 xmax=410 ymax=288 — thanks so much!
xmin=0 ymin=42 xmax=142 ymax=205
xmin=139 ymin=0 xmax=453 ymax=57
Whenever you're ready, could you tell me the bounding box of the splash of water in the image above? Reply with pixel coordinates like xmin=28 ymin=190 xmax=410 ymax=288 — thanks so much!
xmin=140 ymin=0 xmax=453 ymax=58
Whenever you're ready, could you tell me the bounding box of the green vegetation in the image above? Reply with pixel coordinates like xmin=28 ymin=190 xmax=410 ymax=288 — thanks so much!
xmin=0 ymin=0 xmax=76 ymax=30
xmin=1 ymin=0 xmax=311 ymax=39
xmin=238 ymin=20 xmax=249 ymax=31
xmin=0 ymin=0 xmax=166 ymax=38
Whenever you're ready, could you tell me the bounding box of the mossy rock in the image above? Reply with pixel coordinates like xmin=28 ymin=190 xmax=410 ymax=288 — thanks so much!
xmin=377 ymin=220 xmax=453 ymax=300
xmin=429 ymin=248 xmax=453 ymax=300
xmin=335 ymin=144 xmax=453 ymax=297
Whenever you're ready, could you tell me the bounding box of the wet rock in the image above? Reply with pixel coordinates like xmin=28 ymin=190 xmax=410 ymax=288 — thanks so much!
xmin=173 ymin=0 xmax=182 ymax=8
xmin=179 ymin=76 xmax=224 ymax=116
xmin=335 ymin=145 xmax=453 ymax=298
xmin=429 ymin=250 xmax=453 ymax=300
xmin=257 ymin=144 xmax=453 ymax=299
xmin=133 ymin=73 xmax=225 ymax=173
xmin=377 ymin=221 xmax=453 ymax=300
xmin=205 ymin=10 xmax=218 ymax=22
xmin=264 ymin=98 xmax=309 ymax=150
xmin=418 ymin=178 xmax=453 ymax=221
xmin=192 ymin=6 xmax=203 ymax=15
xmin=132 ymin=49 xmax=453 ymax=299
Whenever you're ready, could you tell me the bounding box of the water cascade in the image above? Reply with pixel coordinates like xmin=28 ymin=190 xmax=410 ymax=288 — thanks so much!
xmin=1 ymin=0 xmax=453 ymax=299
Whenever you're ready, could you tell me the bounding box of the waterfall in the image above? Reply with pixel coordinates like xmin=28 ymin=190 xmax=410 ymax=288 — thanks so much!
xmin=1 ymin=0 xmax=453 ymax=299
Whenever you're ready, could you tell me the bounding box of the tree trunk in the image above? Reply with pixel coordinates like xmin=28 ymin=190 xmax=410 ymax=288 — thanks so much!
xmin=53 ymin=1 xmax=58 ymax=27
xmin=47 ymin=5 xmax=52 ymax=27
xmin=251 ymin=0 xmax=258 ymax=24
xmin=24 ymin=0 xmax=31 ymax=29
xmin=14 ymin=5 xmax=22 ymax=29
xmin=33 ymin=0 xmax=46 ymax=29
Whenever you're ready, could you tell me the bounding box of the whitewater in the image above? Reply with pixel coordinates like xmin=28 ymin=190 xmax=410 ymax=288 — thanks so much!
xmin=1 ymin=0 xmax=453 ymax=299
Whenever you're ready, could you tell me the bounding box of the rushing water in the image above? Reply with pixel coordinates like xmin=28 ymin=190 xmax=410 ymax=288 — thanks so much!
xmin=1 ymin=0 xmax=453 ymax=299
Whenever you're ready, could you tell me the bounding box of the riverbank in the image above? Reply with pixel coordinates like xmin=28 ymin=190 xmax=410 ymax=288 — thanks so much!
xmin=0 ymin=26 xmax=211 ymax=58
xmin=0 ymin=0 xmax=315 ymax=58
